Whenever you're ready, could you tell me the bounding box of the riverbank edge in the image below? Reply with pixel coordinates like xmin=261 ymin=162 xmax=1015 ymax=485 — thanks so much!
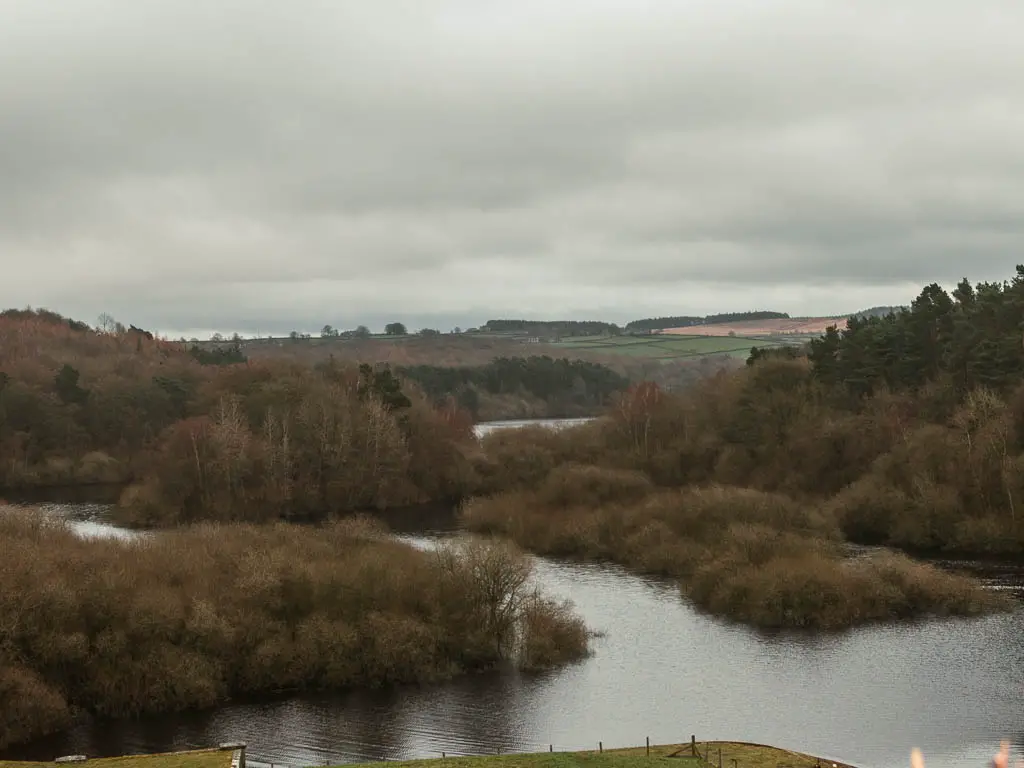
xmin=0 ymin=744 xmax=235 ymax=768
xmin=322 ymin=741 xmax=861 ymax=768
xmin=10 ymin=479 xmax=1024 ymax=567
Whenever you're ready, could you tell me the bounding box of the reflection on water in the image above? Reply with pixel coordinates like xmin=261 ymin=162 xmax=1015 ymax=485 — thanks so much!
xmin=3 ymin=496 xmax=1024 ymax=768
xmin=473 ymin=418 xmax=594 ymax=438
xmin=2 ymin=498 xmax=143 ymax=540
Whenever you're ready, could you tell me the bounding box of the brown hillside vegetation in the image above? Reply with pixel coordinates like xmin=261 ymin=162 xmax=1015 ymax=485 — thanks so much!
xmin=0 ymin=310 xmax=479 ymax=513
xmin=462 ymin=364 xmax=1018 ymax=630
xmin=0 ymin=310 xmax=204 ymax=488
xmin=663 ymin=317 xmax=844 ymax=336
xmin=0 ymin=511 xmax=588 ymax=749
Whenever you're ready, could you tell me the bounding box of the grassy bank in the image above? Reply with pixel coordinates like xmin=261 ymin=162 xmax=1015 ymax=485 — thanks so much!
xmin=324 ymin=741 xmax=858 ymax=768
xmin=0 ymin=748 xmax=232 ymax=768
xmin=0 ymin=511 xmax=588 ymax=750
xmin=0 ymin=741 xmax=857 ymax=768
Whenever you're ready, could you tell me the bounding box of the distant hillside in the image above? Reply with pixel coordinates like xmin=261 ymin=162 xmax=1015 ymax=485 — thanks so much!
xmin=223 ymin=332 xmax=738 ymax=394
xmin=664 ymin=316 xmax=839 ymax=337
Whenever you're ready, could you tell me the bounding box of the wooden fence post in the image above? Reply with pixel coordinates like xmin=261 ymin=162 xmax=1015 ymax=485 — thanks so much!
xmin=646 ymin=737 xmax=650 ymax=757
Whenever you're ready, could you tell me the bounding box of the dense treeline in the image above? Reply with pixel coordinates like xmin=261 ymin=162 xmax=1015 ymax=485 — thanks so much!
xmin=809 ymin=271 xmax=1024 ymax=396
xmin=397 ymin=357 xmax=629 ymax=420
xmin=0 ymin=310 xmax=479 ymax=528
xmin=625 ymin=311 xmax=790 ymax=332
xmin=480 ymin=320 xmax=619 ymax=337
xmin=624 ymin=316 xmax=703 ymax=332
xmin=188 ymin=339 xmax=247 ymax=365
xmin=705 ymin=310 xmax=790 ymax=324
xmin=0 ymin=513 xmax=588 ymax=749
xmin=116 ymin=359 xmax=476 ymax=527
xmin=851 ymin=305 xmax=905 ymax=320
xmin=746 ymin=345 xmax=806 ymax=366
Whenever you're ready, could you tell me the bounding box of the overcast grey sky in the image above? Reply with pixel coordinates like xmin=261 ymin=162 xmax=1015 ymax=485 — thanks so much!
xmin=3 ymin=1 xmax=1024 ymax=336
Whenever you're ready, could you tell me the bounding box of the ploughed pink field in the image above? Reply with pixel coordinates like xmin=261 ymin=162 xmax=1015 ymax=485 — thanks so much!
xmin=662 ymin=317 xmax=845 ymax=337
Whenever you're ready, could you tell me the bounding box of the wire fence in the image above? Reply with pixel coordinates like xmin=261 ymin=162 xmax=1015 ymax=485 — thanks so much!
xmin=244 ymin=735 xmax=858 ymax=768
xmin=245 ymin=735 xmax=784 ymax=768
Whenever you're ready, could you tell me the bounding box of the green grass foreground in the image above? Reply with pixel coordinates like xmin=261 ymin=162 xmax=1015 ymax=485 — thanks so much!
xmin=324 ymin=742 xmax=858 ymax=768
xmin=0 ymin=747 xmax=231 ymax=768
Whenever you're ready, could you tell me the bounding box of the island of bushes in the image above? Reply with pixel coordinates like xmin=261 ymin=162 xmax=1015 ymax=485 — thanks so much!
xmin=0 ymin=513 xmax=587 ymax=750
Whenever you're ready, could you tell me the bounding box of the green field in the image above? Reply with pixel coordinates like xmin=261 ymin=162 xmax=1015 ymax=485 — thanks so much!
xmin=547 ymin=335 xmax=788 ymax=360
xmin=227 ymin=331 xmax=800 ymax=364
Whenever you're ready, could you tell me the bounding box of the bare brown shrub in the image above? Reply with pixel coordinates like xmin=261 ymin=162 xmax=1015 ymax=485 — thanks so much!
xmin=535 ymin=464 xmax=653 ymax=509
xmin=685 ymin=548 xmax=1004 ymax=630
xmin=0 ymin=666 xmax=72 ymax=749
xmin=829 ymin=476 xmax=909 ymax=545
xmin=431 ymin=537 xmax=589 ymax=671
xmin=519 ymin=595 xmax=590 ymax=671
xmin=472 ymin=421 xmax=610 ymax=494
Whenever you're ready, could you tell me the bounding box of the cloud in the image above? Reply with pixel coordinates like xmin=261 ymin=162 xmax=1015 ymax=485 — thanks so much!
xmin=2 ymin=0 xmax=1024 ymax=334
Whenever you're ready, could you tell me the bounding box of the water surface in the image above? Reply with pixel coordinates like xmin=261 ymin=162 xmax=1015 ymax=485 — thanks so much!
xmin=473 ymin=418 xmax=594 ymax=438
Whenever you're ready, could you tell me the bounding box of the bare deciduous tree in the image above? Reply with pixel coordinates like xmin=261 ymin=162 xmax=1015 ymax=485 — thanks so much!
xmin=96 ymin=313 xmax=117 ymax=334
xmin=434 ymin=538 xmax=536 ymax=658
